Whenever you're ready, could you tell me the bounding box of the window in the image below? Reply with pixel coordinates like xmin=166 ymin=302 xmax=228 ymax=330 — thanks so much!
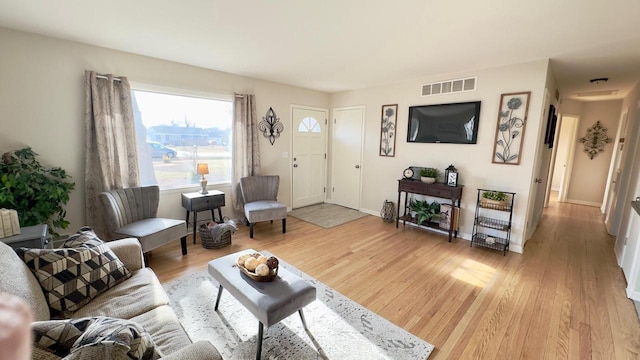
xmin=131 ymin=89 xmax=232 ymax=190
xmin=298 ymin=117 xmax=321 ymax=133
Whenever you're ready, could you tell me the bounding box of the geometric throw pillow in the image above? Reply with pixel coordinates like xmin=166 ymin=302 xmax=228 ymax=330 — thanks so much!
xmin=62 ymin=226 xmax=105 ymax=249
xmin=16 ymin=244 xmax=132 ymax=318
xmin=32 ymin=317 xmax=161 ymax=360
xmin=32 ymin=318 xmax=94 ymax=357
xmin=67 ymin=317 xmax=161 ymax=360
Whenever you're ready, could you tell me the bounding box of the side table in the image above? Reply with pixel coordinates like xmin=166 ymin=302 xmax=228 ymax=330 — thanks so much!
xmin=181 ymin=190 xmax=225 ymax=244
xmin=0 ymin=224 xmax=49 ymax=249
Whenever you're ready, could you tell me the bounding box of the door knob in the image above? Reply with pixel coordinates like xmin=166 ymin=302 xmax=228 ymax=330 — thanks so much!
xmin=293 ymin=164 xmax=298 ymax=168
xmin=355 ymin=165 xmax=360 ymax=169
xmin=534 ymin=178 xmax=542 ymax=183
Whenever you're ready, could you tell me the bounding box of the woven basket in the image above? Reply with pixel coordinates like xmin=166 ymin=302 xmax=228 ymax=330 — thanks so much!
xmin=199 ymin=223 xmax=232 ymax=249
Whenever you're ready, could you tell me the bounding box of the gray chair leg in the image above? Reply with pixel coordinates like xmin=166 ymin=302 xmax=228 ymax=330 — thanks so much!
xmin=250 ymin=223 xmax=254 ymax=238
xmin=282 ymin=218 xmax=286 ymax=234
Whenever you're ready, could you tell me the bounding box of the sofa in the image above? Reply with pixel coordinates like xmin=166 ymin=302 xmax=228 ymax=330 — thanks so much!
xmin=0 ymin=235 xmax=222 ymax=359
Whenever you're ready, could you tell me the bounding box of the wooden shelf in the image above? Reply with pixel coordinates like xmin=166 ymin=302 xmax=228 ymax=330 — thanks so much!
xmin=396 ymin=179 xmax=463 ymax=242
xmin=399 ymin=215 xmax=444 ymax=232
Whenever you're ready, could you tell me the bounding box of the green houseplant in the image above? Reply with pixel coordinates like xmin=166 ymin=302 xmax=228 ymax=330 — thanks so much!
xmin=0 ymin=147 xmax=75 ymax=235
xmin=482 ymin=190 xmax=507 ymax=201
xmin=481 ymin=190 xmax=508 ymax=207
xmin=409 ymin=199 xmax=441 ymax=225
xmin=419 ymin=167 xmax=438 ymax=184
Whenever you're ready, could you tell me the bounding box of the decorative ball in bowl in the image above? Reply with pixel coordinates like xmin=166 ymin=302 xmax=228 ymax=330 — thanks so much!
xmin=236 ymin=253 xmax=279 ymax=282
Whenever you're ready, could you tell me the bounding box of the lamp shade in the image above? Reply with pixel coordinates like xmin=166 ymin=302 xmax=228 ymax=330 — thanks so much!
xmin=197 ymin=163 xmax=209 ymax=175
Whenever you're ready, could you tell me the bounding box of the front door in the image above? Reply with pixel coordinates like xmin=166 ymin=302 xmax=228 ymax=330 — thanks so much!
xmin=291 ymin=106 xmax=328 ymax=208
xmin=331 ymin=106 xmax=364 ymax=209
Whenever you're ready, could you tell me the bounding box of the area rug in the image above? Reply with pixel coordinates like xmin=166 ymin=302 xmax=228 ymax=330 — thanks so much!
xmin=163 ymin=258 xmax=434 ymax=359
xmin=289 ymin=203 xmax=369 ymax=228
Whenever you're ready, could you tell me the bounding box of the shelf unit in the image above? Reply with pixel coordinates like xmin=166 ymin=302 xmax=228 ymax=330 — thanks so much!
xmin=471 ymin=189 xmax=515 ymax=255
xmin=396 ymin=179 xmax=463 ymax=242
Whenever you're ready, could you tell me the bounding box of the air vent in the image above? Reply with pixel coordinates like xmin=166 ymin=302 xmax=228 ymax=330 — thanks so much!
xmin=421 ymin=77 xmax=477 ymax=96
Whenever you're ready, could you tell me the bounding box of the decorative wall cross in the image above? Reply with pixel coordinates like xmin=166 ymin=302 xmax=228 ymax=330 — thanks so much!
xmin=259 ymin=107 xmax=284 ymax=145
xmin=579 ymin=121 xmax=612 ymax=159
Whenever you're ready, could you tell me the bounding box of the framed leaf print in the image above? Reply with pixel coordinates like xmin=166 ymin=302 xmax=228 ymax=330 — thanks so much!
xmin=379 ymin=104 xmax=398 ymax=157
xmin=492 ymin=91 xmax=531 ymax=165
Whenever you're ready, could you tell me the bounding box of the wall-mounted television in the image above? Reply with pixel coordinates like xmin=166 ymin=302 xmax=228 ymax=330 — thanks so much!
xmin=407 ymin=101 xmax=481 ymax=144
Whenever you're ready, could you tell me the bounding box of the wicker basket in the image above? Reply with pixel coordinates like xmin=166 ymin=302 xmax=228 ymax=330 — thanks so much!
xmin=198 ymin=223 xmax=232 ymax=249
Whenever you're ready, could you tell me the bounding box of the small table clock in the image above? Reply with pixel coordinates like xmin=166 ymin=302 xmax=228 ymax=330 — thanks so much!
xmin=403 ymin=167 xmax=414 ymax=179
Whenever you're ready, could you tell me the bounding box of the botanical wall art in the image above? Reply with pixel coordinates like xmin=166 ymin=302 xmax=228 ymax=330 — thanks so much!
xmin=579 ymin=121 xmax=612 ymax=159
xmin=492 ymin=91 xmax=531 ymax=165
xmin=259 ymin=107 xmax=284 ymax=145
xmin=379 ymin=104 xmax=398 ymax=157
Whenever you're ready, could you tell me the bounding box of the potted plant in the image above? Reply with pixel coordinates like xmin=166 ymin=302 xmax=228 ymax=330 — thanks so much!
xmin=409 ymin=199 xmax=441 ymax=225
xmin=481 ymin=190 xmax=508 ymax=208
xmin=419 ymin=168 xmax=438 ymax=184
xmin=0 ymin=147 xmax=75 ymax=235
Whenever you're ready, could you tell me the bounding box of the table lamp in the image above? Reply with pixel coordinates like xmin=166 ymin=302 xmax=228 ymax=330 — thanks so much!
xmin=197 ymin=163 xmax=209 ymax=194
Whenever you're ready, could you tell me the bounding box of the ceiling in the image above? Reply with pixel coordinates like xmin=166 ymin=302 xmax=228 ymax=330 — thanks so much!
xmin=1 ymin=0 xmax=639 ymax=101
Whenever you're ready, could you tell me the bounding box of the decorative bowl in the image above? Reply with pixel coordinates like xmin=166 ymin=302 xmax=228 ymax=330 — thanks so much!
xmin=236 ymin=253 xmax=278 ymax=282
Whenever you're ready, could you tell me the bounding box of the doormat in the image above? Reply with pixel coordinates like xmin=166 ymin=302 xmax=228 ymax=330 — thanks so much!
xmin=289 ymin=203 xmax=369 ymax=228
xmin=163 ymin=257 xmax=434 ymax=359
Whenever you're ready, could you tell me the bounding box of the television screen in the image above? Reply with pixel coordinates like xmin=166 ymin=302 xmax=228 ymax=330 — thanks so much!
xmin=407 ymin=101 xmax=481 ymax=144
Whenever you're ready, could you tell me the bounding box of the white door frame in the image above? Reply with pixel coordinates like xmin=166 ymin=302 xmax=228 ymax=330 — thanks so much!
xmin=289 ymin=104 xmax=329 ymax=208
xmin=603 ymin=108 xmax=629 ymax=225
xmin=330 ymin=105 xmax=365 ymax=209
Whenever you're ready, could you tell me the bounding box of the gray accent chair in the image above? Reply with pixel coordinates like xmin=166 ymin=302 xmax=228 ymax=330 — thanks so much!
xmin=239 ymin=175 xmax=287 ymax=238
xmin=99 ymin=185 xmax=188 ymax=256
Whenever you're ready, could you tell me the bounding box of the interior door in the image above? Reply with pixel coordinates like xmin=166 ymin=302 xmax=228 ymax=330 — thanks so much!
xmin=331 ymin=106 xmax=364 ymax=209
xmin=291 ymin=106 xmax=328 ymax=208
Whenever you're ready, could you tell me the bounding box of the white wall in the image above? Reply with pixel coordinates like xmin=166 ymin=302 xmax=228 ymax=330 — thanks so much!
xmin=0 ymin=27 xmax=329 ymax=234
xmin=329 ymin=59 xmax=550 ymax=253
xmin=564 ymin=100 xmax=621 ymax=206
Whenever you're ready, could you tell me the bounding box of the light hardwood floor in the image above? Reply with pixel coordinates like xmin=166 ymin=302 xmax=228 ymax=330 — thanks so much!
xmin=150 ymin=200 xmax=640 ymax=359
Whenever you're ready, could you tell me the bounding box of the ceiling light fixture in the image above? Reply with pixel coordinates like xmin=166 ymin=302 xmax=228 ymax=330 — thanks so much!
xmin=589 ymin=77 xmax=609 ymax=84
xmin=576 ymin=90 xmax=618 ymax=97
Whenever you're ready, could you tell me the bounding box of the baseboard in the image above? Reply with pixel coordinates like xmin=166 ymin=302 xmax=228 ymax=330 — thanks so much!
xmin=627 ymin=287 xmax=640 ymax=301
xmin=565 ymin=199 xmax=602 ymax=207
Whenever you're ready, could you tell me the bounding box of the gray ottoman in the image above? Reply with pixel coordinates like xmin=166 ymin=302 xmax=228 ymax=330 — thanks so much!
xmin=207 ymin=249 xmax=316 ymax=359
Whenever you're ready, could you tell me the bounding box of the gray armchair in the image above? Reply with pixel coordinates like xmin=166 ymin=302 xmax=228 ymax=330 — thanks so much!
xmin=99 ymin=185 xmax=188 ymax=256
xmin=239 ymin=175 xmax=287 ymax=238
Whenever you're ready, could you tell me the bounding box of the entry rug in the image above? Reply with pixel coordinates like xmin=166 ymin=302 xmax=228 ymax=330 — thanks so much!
xmin=289 ymin=203 xmax=369 ymax=229
xmin=163 ymin=259 xmax=434 ymax=359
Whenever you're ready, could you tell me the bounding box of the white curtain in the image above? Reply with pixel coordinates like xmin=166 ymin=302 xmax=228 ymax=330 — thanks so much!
xmin=232 ymin=93 xmax=261 ymax=222
xmin=84 ymin=71 xmax=139 ymax=237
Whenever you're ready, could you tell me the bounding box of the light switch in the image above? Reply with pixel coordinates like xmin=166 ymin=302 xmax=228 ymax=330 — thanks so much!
xmin=282 ymin=152 xmax=289 ymax=158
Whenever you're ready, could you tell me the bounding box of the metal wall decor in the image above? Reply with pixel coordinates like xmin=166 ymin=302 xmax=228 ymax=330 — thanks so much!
xmin=579 ymin=121 xmax=612 ymax=159
xmin=379 ymin=104 xmax=398 ymax=157
xmin=259 ymin=107 xmax=284 ymax=145
xmin=492 ymin=91 xmax=531 ymax=165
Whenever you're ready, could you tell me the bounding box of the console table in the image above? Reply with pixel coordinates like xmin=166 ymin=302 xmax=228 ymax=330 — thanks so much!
xmin=396 ymin=179 xmax=463 ymax=241
xmin=181 ymin=190 xmax=225 ymax=244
